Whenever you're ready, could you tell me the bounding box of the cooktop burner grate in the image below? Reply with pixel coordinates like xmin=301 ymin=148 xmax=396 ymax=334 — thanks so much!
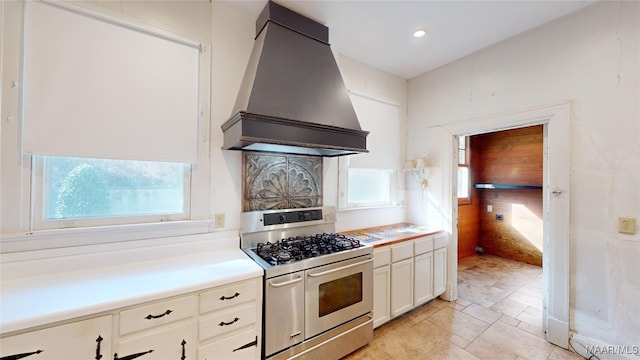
xmin=254 ymin=233 xmax=362 ymax=265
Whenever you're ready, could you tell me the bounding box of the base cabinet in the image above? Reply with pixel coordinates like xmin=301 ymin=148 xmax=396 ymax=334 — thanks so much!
xmin=115 ymin=323 xmax=194 ymax=360
xmin=0 ymin=315 xmax=112 ymax=360
xmin=1 ymin=277 xmax=262 ymax=360
xmin=414 ymin=252 xmax=433 ymax=306
xmin=198 ymin=329 xmax=258 ymax=360
xmin=372 ymin=232 xmax=449 ymax=328
xmin=390 ymin=258 xmax=414 ymax=317
xmin=433 ymin=247 xmax=447 ymax=297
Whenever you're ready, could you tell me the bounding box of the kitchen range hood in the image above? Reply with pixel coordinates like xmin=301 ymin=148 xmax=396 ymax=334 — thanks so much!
xmin=221 ymin=1 xmax=368 ymax=157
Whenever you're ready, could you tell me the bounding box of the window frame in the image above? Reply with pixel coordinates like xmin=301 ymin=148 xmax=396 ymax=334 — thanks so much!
xmin=344 ymin=167 xmax=397 ymax=209
xmin=458 ymin=135 xmax=472 ymax=205
xmin=32 ymin=156 xmax=192 ymax=230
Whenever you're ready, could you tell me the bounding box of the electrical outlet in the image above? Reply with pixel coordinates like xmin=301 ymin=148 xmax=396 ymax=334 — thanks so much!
xmin=618 ymin=217 xmax=636 ymax=234
xmin=487 ymin=205 xmax=493 ymax=213
xmin=214 ymin=213 xmax=225 ymax=228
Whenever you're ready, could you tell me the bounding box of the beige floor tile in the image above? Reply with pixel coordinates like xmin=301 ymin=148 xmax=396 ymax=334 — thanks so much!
xmin=427 ymin=306 xmax=491 ymax=341
xmin=343 ymin=255 xmax=558 ymax=360
xmin=466 ymin=321 xmax=554 ymax=360
xmin=462 ymin=303 xmax=503 ymax=324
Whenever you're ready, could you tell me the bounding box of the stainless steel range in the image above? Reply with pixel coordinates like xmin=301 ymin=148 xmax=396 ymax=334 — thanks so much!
xmin=241 ymin=207 xmax=373 ymax=360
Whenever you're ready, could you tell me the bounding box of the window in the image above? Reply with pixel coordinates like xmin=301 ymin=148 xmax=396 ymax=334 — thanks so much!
xmin=338 ymin=93 xmax=402 ymax=210
xmin=36 ymin=157 xmax=188 ymax=227
xmin=458 ymin=136 xmax=471 ymax=204
xmin=346 ymin=168 xmax=395 ymax=207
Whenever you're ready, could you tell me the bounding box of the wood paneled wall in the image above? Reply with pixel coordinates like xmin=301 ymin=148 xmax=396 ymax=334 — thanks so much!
xmin=458 ymin=125 xmax=543 ymax=266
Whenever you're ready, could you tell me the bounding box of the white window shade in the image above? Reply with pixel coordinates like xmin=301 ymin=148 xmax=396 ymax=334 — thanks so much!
xmin=348 ymin=93 xmax=401 ymax=169
xmin=22 ymin=1 xmax=200 ymax=163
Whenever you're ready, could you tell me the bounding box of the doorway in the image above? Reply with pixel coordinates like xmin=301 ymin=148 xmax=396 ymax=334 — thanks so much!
xmin=443 ymin=103 xmax=571 ymax=348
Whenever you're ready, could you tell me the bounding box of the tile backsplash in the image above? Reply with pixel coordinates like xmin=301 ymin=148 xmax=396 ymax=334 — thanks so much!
xmin=243 ymin=152 xmax=322 ymax=211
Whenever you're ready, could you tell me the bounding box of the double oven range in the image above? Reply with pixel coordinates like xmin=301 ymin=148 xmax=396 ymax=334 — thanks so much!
xmin=241 ymin=207 xmax=373 ymax=360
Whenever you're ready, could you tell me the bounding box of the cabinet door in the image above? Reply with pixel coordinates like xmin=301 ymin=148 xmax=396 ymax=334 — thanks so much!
xmin=115 ymin=323 xmax=194 ymax=360
xmin=0 ymin=315 xmax=111 ymax=360
xmin=198 ymin=329 xmax=258 ymax=360
xmin=414 ymin=252 xmax=433 ymax=306
xmin=373 ymin=265 xmax=391 ymax=328
xmin=390 ymin=258 xmax=413 ymax=317
xmin=433 ymin=247 xmax=447 ymax=297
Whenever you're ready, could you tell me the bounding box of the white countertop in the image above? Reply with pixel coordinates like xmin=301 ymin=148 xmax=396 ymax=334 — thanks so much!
xmin=0 ymin=248 xmax=262 ymax=335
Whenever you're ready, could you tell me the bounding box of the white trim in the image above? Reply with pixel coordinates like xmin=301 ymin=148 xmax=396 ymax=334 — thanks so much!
xmin=443 ymin=102 xmax=571 ymax=348
xmin=0 ymin=219 xmax=214 ymax=254
xmin=40 ymin=0 xmax=202 ymax=50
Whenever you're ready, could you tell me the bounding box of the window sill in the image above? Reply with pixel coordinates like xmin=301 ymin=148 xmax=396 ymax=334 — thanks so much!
xmin=337 ymin=203 xmax=405 ymax=212
xmin=0 ymin=219 xmax=214 ymax=254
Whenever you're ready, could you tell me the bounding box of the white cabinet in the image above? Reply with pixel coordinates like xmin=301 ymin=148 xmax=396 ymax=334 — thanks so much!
xmin=371 ymin=232 xmax=449 ymax=325
xmin=390 ymin=241 xmax=414 ymax=317
xmin=414 ymin=235 xmax=434 ymax=306
xmin=0 ymin=315 xmax=112 ymax=360
xmin=1 ymin=277 xmax=262 ymax=360
xmin=433 ymin=247 xmax=447 ymax=297
xmin=433 ymin=233 xmax=448 ymax=297
xmin=197 ymin=278 xmax=262 ymax=360
xmin=115 ymin=295 xmax=197 ymax=360
xmin=414 ymin=252 xmax=433 ymax=306
xmin=116 ymin=323 xmax=194 ymax=360
xmin=390 ymin=258 xmax=414 ymax=317
xmin=372 ymin=247 xmax=391 ymax=328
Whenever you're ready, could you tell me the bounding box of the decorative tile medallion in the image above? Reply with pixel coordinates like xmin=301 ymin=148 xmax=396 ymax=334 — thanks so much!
xmin=243 ymin=152 xmax=322 ymax=211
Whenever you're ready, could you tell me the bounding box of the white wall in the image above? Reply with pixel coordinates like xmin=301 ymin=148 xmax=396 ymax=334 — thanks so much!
xmin=407 ymin=1 xmax=639 ymax=347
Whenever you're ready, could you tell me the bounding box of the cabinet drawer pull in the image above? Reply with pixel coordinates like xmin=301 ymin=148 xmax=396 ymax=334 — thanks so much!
xmin=144 ymin=309 xmax=172 ymax=320
xmin=218 ymin=317 xmax=240 ymax=326
xmin=180 ymin=339 xmax=187 ymax=360
xmin=219 ymin=292 xmax=240 ymax=301
xmin=0 ymin=350 xmax=43 ymax=360
xmin=232 ymin=336 xmax=258 ymax=352
xmin=113 ymin=350 xmax=153 ymax=360
xmin=95 ymin=335 xmax=103 ymax=360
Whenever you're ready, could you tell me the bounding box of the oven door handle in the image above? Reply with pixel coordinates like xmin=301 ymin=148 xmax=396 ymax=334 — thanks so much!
xmin=268 ymin=276 xmax=303 ymax=288
xmin=307 ymin=259 xmax=372 ymax=278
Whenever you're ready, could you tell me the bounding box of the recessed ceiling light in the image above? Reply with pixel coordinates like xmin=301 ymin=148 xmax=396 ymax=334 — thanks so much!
xmin=413 ymin=29 xmax=427 ymax=38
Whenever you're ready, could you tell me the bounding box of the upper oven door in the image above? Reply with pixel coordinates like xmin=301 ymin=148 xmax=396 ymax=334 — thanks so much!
xmin=304 ymin=254 xmax=373 ymax=339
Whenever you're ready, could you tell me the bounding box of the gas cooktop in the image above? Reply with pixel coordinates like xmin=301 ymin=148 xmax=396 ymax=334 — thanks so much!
xmin=253 ymin=233 xmax=362 ymax=266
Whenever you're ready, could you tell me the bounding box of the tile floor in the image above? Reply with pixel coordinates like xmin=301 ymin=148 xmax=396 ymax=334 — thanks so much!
xmin=343 ymin=254 xmax=584 ymax=360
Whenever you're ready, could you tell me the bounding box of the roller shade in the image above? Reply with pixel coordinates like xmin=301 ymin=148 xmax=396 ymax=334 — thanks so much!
xmin=22 ymin=1 xmax=200 ymax=163
xmin=348 ymin=93 xmax=401 ymax=169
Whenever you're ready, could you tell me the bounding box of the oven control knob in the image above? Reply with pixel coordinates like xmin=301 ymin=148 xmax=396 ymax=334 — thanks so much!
xmin=279 ymin=214 xmax=286 ymax=223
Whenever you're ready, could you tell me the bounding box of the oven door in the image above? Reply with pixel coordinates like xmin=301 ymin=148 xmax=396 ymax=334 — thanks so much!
xmin=265 ymin=271 xmax=305 ymax=357
xmin=304 ymin=254 xmax=373 ymax=339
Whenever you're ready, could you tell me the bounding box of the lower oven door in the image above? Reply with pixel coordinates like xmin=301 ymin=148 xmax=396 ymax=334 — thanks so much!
xmin=265 ymin=271 xmax=305 ymax=357
xmin=304 ymin=254 xmax=373 ymax=339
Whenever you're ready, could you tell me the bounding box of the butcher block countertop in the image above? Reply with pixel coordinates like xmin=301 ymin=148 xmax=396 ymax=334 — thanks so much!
xmin=341 ymin=223 xmax=443 ymax=247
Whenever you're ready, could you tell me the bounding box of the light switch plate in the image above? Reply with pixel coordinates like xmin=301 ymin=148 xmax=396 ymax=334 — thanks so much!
xmin=618 ymin=217 xmax=636 ymax=234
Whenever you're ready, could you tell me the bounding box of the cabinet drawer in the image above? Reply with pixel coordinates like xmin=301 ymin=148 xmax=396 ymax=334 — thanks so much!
xmin=198 ymin=328 xmax=259 ymax=360
xmin=200 ymin=279 xmax=258 ymax=314
xmin=413 ymin=236 xmax=434 ymax=255
xmin=117 ymin=323 xmax=194 ymax=360
xmin=373 ymin=247 xmax=391 ymax=268
xmin=434 ymin=233 xmax=449 ymax=249
xmin=199 ymin=304 xmax=256 ymax=342
xmin=390 ymin=242 xmax=413 ymax=262
xmin=119 ymin=296 xmax=196 ymax=336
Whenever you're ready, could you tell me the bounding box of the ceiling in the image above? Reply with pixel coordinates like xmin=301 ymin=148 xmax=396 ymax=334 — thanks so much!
xmin=219 ymin=0 xmax=596 ymax=79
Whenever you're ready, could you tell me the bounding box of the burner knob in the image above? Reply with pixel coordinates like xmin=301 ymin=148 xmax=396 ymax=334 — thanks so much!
xmin=279 ymin=214 xmax=286 ymax=223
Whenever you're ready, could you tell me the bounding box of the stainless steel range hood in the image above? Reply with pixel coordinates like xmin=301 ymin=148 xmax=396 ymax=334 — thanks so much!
xmin=221 ymin=1 xmax=368 ymax=157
